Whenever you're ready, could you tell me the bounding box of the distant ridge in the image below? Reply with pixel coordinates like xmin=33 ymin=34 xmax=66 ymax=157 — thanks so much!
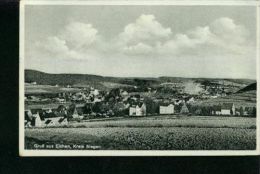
xmin=25 ymin=69 xmax=105 ymax=85
xmin=25 ymin=69 xmax=256 ymax=90
xmin=237 ymin=83 xmax=257 ymax=93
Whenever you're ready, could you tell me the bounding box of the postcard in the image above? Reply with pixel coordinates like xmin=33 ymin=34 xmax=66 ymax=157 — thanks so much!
xmin=19 ymin=0 xmax=260 ymax=156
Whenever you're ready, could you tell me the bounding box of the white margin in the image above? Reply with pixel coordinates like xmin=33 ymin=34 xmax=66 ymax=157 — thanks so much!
xmin=19 ymin=0 xmax=260 ymax=157
xmin=19 ymin=1 xmax=25 ymax=157
xmin=256 ymin=4 xmax=260 ymax=154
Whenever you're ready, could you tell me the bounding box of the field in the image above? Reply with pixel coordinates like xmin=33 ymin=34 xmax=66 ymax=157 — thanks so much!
xmin=25 ymin=116 xmax=256 ymax=150
xmin=197 ymin=90 xmax=256 ymax=108
xmin=25 ymin=83 xmax=81 ymax=94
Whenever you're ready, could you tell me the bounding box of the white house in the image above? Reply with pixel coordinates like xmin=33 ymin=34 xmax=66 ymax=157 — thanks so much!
xmin=44 ymin=117 xmax=68 ymax=127
xmin=27 ymin=109 xmax=45 ymax=127
xmin=129 ymin=103 xmax=146 ymax=116
xmin=212 ymin=103 xmax=235 ymax=116
xmin=159 ymin=104 xmax=174 ymax=115
xmin=129 ymin=106 xmax=136 ymax=116
xmin=121 ymin=91 xmax=128 ymax=96
xmin=221 ymin=103 xmax=235 ymax=115
xmin=136 ymin=105 xmax=142 ymax=116
xmin=33 ymin=113 xmax=43 ymax=127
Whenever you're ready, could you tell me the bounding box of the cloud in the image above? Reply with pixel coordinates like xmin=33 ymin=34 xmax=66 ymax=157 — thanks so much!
xmin=34 ymin=16 xmax=252 ymax=59
xmin=209 ymin=17 xmax=249 ymax=44
xmin=118 ymin=14 xmax=172 ymax=45
xmin=59 ymin=22 xmax=98 ymax=49
xmin=38 ymin=36 xmax=69 ymax=54
xmin=157 ymin=17 xmax=253 ymax=56
xmin=34 ymin=22 xmax=100 ymax=60
xmin=114 ymin=16 xmax=253 ymax=57
xmin=123 ymin=42 xmax=153 ymax=55
xmin=35 ymin=36 xmax=87 ymax=60
xmin=27 ymin=15 xmax=256 ymax=79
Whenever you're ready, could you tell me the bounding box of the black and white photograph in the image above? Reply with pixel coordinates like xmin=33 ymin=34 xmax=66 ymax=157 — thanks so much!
xmin=19 ymin=1 xmax=259 ymax=156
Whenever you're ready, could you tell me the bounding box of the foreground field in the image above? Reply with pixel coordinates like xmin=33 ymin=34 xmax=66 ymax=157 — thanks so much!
xmin=25 ymin=116 xmax=256 ymax=150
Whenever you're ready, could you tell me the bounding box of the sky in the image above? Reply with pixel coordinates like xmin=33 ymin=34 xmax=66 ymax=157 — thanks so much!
xmin=24 ymin=5 xmax=257 ymax=79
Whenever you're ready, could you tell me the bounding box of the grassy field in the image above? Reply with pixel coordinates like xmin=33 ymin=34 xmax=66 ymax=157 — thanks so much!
xmin=25 ymin=83 xmax=81 ymax=94
xmin=197 ymin=90 xmax=256 ymax=108
xmin=25 ymin=116 xmax=256 ymax=150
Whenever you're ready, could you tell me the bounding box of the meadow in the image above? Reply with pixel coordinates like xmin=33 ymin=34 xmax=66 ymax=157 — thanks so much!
xmin=25 ymin=116 xmax=256 ymax=150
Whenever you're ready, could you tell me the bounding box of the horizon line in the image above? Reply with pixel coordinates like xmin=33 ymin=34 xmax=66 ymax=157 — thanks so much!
xmin=25 ymin=69 xmax=257 ymax=81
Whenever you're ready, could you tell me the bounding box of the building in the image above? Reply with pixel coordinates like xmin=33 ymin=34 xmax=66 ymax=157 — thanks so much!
xmin=69 ymin=107 xmax=79 ymax=118
xmin=211 ymin=105 xmax=222 ymax=115
xmin=211 ymin=103 xmax=235 ymax=116
xmin=121 ymin=90 xmax=129 ymax=96
xmin=129 ymin=103 xmax=146 ymax=116
xmin=24 ymin=109 xmax=44 ymax=127
xmin=221 ymin=103 xmax=235 ymax=115
xmin=129 ymin=106 xmax=136 ymax=116
xmin=33 ymin=113 xmax=43 ymax=127
xmin=159 ymin=104 xmax=174 ymax=115
xmin=24 ymin=110 xmax=33 ymax=127
xmin=44 ymin=117 xmax=68 ymax=127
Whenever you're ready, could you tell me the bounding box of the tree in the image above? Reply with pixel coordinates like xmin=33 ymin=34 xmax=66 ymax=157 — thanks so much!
xmin=92 ymin=102 xmax=102 ymax=114
xmin=201 ymin=80 xmax=211 ymax=90
xmin=239 ymin=107 xmax=244 ymax=116
xmin=180 ymin=103 xmax=189 ymax=114
xmin=84 ymin=103 xmax=93 ymax=114
xmin=113 ymin=102 xmax=127 ymax=116
xmin=195 ymin=108 xmax=202 ymax=115
xmin=252 ymin=107 xmax=256 ymax=117
xmin=144 ymin=97 xmax=159 ymax=114
xmin=100 ymin=102 xmax=109 ymax=114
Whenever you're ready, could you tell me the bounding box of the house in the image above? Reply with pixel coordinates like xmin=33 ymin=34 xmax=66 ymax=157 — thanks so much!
xmin=211 ymin=105 xmax=222 ymax=115
xmin=44 ymin=117 xmax=68 ymax=127
xmin=69 ymin=107 xmax=79 ymax=118
xmin=30 ymin=109 xmax=45 ymax=127
xmin=58 ymin=117 xmax=68 ymax=124
xmin=55 ymin=98 xmax=65 ymax=103
xmin=129 ymin=106 xmax=136 ymax=116
xmin=159 ymin=104 xmax=174 ymax=115
xmin=136 ymin=103 xmax=146 ymax=116
xmin=44 ymin=119 xmax=55 ymax=127
xmin=221 ymin=103 xmax=235 ymax=115
xmin=121 ymin=91 xmax=128 ymax=96
xmin=93 ymin=97 xmax=102 ymax=103
xmin=25 ymin=107 xmax=68 ymax=127
xmin=24 ymin=110 xmax=33 ymax=127
xmin=33 ymin=113 xmax=43 ymax=127
xmin=91 ymin=89 xmax=99 ymax=96
xmin=43 ymin=108 xmax=52 ymax=113
xmin=187 ymin=97 xmax=195 ymax=103
xmin=211 ymin=103 xmax=235 ymax=115
xmin=136 ymin=105 xmax=142 ymax=116
xmin=129 ymin=103 xmax=146 ymax=116
xmin=44 ymin=110 xmax=68 ymax=126
xmin=25 ymin=110 xmax=33 ymax=121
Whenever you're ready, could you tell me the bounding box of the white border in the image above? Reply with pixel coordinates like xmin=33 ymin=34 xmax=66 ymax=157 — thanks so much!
xmin=19 ymin=0 xmax=260 ymax=156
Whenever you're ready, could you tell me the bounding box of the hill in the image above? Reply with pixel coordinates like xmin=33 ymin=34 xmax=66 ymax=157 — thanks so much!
xmin=237 ymin=83 xmax=256 ymax=93
xmin=25 ymin=69 xmax=106 ymax=86
xmin=197 ymin=83 xmax=257 ymax=107
xmin=25 ymin=69 xmax=256 ymax=91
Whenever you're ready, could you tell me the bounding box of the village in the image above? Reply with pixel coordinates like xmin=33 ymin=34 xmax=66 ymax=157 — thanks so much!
xmin=24 ymin=80 xmax=256 ymax=128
